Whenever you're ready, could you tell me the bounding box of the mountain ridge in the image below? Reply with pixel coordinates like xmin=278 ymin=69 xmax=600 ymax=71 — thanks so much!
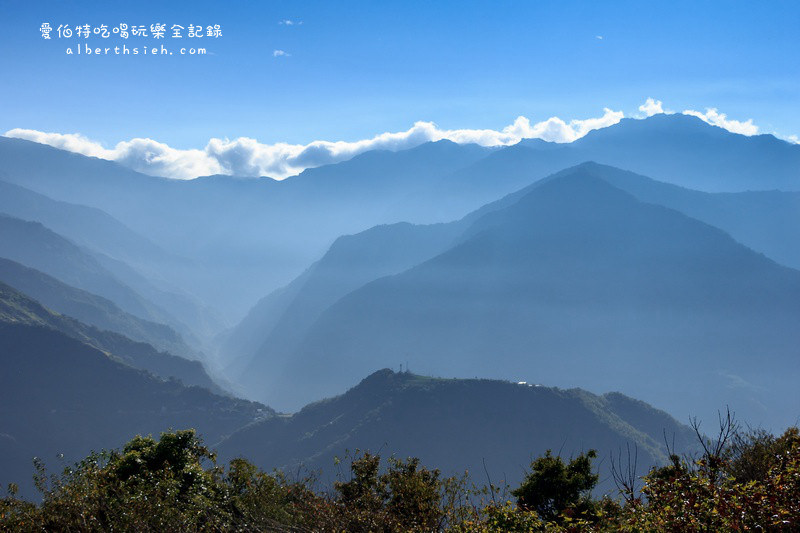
xmin=0 ymin=256 xmax=197 ymax=359
xmin=0 ymin=280 xmax=220 ymax=392
xmin=218 ymin=369 xmax=698 ymax=494
xmin=3 ymin=113 xmax=798 ymax=323
xmin=238 ymin=164 xmax=800 ymax=430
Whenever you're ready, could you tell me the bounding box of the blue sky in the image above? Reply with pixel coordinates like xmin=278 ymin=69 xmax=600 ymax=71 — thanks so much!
xmin=1 ymin=0 xmax=798 ymax=177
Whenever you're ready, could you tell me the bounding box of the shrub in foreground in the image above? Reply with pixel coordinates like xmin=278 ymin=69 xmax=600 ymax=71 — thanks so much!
xmin=2 ymin=425 xmax=799 ymax=531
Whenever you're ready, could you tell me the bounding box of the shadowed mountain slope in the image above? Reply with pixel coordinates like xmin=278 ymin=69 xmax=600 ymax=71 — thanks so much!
xmin=0 ymin=280 xmax=218 ymax=392
xmin=0 ymin=179 xmax=169 ymax=268
xmin=0 ymin=214 xmax=205 ymax=344
xmin=405 ymin=114 xmax=800 ymax=223
xmin=0 ymin=257 xmax=196 ymax=359
xmin=0 ymin=302 xmax=270 ymax=498
xmin=571 ymin=113 xmax=800 ymax=191
xmin=241 ymin=165 xmax=800 ymax=429
xmin=0 ymin=137 xmax=490 ymax=320
xmin=218 ymin=221 xmax=462 ymax=374
xmin=218 ymin=369 xmax=697 ymax=494
xmin=3 ymin=114 xmax=797 ymax=323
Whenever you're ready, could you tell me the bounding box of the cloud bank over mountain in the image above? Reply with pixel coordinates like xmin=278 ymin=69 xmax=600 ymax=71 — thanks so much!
xmin=3 ymin=100 xmax=781 ymax=180
xmin=682 ymin=108 xmax=759 ymax=136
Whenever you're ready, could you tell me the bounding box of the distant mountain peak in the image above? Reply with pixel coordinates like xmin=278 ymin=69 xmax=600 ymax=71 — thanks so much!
xmin=515 ymin=137 xmax=563 ymax=150
xmin=578 ymin=113 xmax=729 ymax=143
xmin=351 ymin=368 xmax=427 ymax=393
xmin=507 ymin=162 xmax=636 ymax=211
xmin=628 ymin=112 xmax=716 ymax=129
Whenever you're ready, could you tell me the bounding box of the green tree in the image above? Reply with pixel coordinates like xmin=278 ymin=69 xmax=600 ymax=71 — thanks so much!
xmin=512 ymin=449 xmax=599 ymax=523
xmin=725 ymin=426 xmax=800 ymax=483
xmin=384 ymin=457 xmax=443 ymax=531
xmin=332 ymin=452 xmax=445 ymax=531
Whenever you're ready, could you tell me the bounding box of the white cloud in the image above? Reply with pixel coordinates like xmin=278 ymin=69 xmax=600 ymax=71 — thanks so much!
xmin=682 ymin=107 xmax=759 ymax=136
xmin=5 ymin=129 xmax=224 ymax=179
xmin=4 ymin=107 xmax=624 ymax=180
xmin=638 ymin=97 xmax=665 ymax=117
xmin=273 ymin=49 xmax=290 ymax=57
xmin=595 ymin=35 xmax=603 ymax=40
xmin=278 ymin=19 xmax=302 ymax=25
xmin=6 ymin=100 xmax=790 ymax=181
xmin=636 ymin=99 xmax=759 ymax=136
xmin=717 ymin=370 xmax=764 ymax=393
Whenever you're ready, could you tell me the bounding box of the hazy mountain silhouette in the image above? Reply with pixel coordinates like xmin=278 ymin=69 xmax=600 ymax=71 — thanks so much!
xmin=461 ymin=163 xmax=800 ymax=271
xmin=0 ymin=179 xmax=170 ymax=267
xmin=0 ymin=257 xmax=196 ymax=359
xmin=585 ymin=166 xmax=800 ymax=270
xmin=0 ymin=137 xmax=490 ymax=322
xmin=2 ymin=115 xmax=799 ymax=363
xmin=0 ymin=136 xmax=281 ymax=322
xmin=403 ymin=142 xmax=581 ymax=222
xmin=0 ymin=179 xmax=222 ymax=342
xmin=219 ymin=221 xmax=462 ymax=375
xmin=241 ymin=165 xmax=800 ymax=429
xmin=3 ymin=112 xmax=798 ymax=506
xmin=571 ymin=114 xmax=800 ymax=191
xmin=411 ymin=114 xmax=800 ymax=224
xmin=0 ymin=214 xmax=204 ymax=341
xmin=218 ymin=369 xmax=697 ymax=494
xmin=0 ymin=282 xmax=270 ymax=498
xmin=5 ymin=115 xmax=796 ymax=326
xmin=0 ymin=215 xmax=164 ymax=319
xmin=225 ymin=162 xmax=800 ymax=372
xmin=0 ymin=280 xmax=218 ymax=392
xmin=87 ymin=251 xmax=221 ymax=346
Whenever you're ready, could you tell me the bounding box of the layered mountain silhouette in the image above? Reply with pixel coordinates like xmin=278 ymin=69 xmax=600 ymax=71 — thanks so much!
xmin=234 ymin=164 xmax=800 ymax=429
xmin=0 ymin=137 xmax=491 ymax=321
xmin=2 ymin=111 xmax=798 ymax=508
xmin=0 ymin=214 xmax=173 ymax=324
xmin=571 ymin=114 xmax=800 ymax=191
xmin=0 ymin=257 xmax=195 ymax=359
xmin=0 ymin=280 xmax=217 ymax=392
xmin=217 ymin=369 xmax=698 ymax=494
xmin=2 ymin=113 xmax=798 ymax=324
xmin=472 ymin=163 xmax=800 ymax=269
xmin=0 ymin=213 xmax=218 ymax=352
xmin=234 ymin=153 xmax=800 ymax=371
xmin=0 ymin=276 xmax=702 ymax=501
xmin=218 ymin=221 xmax=463 ymax=375
xmin=228 ymin=162 xmax=800 ymax=381
xmin=0 ymin=180 xmax=170 ymax=268
xmin=0 ymin=180 xmax=221 ymax=342
xmin=589 ymin=168 xmax=800 ymax=270
xmin=0 ymin=282 xmax=269 ymax=499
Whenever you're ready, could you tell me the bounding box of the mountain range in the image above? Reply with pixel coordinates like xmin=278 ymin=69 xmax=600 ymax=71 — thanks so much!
xmin=230 ymin=163 xmax=800 ymax=430
xmin=1 ymin=113 xmax=798 ymax=501
xmin=0 ymin=273 xmax=696 ymax=502
xmin=217 ymin=369 xmax=698 ymax=494
xmin=0 ymin=281 xmax=269 ymax=499
xmin=1 ymin=113 xmax=798 ymax=327
xmin=0 ymin=257 xmax=196 ymax=359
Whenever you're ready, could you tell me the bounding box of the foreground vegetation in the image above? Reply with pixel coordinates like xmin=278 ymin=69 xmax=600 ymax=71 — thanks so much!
xmin=1 ymin=421 xmax=798 ymax=532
